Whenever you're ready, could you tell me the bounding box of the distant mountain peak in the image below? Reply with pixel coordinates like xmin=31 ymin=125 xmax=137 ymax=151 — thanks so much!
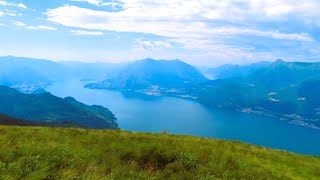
xmin=142 ymin=58 xmax=155 ymax=61
xmin=172 ymin=58 xmax=182 ymax=61
xmin=274 ymin=59 xmax=286 ymax=64
xmin=89 ymin=57 xmax=207 ymax=90
xmin=140 ymin=58 xmax=183 ymax=63
xmin=171 ymin=59 xmax=187 ymax=64
xmin=270 ymin=59 xmax=287 ymax=68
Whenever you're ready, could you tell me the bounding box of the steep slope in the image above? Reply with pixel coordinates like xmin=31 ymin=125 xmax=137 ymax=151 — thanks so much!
xmin=0 ymin=126 xmax=319 ymax=179
xmin=86 ymin=58 xmax=207 ymax=90
xmin=0 ymin=86 xmax=118 ymax=129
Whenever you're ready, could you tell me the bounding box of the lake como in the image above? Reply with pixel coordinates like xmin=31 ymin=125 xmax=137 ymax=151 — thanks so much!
xmin=47 ymin=79 xmax=320 ymax=155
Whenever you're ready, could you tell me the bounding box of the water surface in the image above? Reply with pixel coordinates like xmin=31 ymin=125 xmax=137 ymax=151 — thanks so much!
xmin=47 ymin=79 xmax=320 ymax=155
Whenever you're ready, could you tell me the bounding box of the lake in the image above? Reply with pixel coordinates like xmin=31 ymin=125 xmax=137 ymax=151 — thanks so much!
xmin=47 ymin=79 xmax=320 ymax=155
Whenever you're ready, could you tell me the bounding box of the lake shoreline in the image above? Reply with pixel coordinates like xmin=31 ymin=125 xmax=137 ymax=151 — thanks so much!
xmin=46 ymin=79 xmax=320 ymax=156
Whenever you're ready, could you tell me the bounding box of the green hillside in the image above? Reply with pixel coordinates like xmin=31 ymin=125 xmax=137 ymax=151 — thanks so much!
xmin=0 ymin=126 xmax=319 ymax=179
xmin=198 ymin=60 xmax=320 ymax=130
xmin=0 ymin=86 xmax=118 ymax=129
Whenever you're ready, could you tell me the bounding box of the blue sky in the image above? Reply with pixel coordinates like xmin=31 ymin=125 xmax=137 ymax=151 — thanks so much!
xmin=0 ymin=0 xmax=320 ymax=66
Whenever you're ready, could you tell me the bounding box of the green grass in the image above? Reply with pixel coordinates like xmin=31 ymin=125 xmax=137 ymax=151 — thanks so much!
xmin=0 ymin=126 xmax=319 ymax=179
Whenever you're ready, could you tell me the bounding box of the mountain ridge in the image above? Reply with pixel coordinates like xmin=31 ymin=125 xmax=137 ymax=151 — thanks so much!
xmin=198 ymin=59 xmax=320 ymax=130
xmin=204 ymin=61 xmax=272 ymax=79
xmin=86 ymin=58 xmax=207 ymax=90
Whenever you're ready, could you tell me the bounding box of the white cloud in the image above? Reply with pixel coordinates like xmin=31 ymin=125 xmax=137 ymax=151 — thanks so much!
xmin=0 ymin=10 xmax=18 ymax=17
xmin=28 ymin=25 xmax=57 ymax=31
xmin=56 ymin=0 xmax=320 ymax=23
xmin=5 ymin=12 xmax=17 ymax=16
xmin=46 ymin=3 xmax=315 ymax=43
xmin=17 ymin=3 xmax=26 ymax=9
xmin=44 ymin=1 xmax=320 ymax=65
xmin=70 ymin=0 xmax=120 ymax=7
xmin=0 ymin=0 xmax=27 ymax=9
xmin=13 ymin=21 xmax=57 ymax=31
xmin=1 ymin=0 xmax=312 ymax=66
xmin=137 ymin=40 xmax=172 ymax=50
xmin=13 ymin=21 xmax=26 ymax=26
xmin=212 ymin=28 xmax=313 ymax=42
xmin=70 ymin=30 xmax=104 ymax=35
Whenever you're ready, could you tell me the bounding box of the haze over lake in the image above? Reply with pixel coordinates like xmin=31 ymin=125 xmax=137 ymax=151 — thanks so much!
xmin=47 ymin=79 xmax=320 ymax=155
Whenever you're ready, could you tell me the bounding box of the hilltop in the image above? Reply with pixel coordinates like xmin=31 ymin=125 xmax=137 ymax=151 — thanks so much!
xmin=86 ymin=58 xmax=207 ymax=90
xmin=0 ymin=126 xmax=319 ymax=179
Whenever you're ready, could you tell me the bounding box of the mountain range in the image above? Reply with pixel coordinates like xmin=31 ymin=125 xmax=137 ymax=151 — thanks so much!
xmin=203 ymin=61 xmax=272 ymax=79
xmin=198 ymin=60 xmax=320 ymax=130
xmin=1 ymin=55 xmax=320 ymax=130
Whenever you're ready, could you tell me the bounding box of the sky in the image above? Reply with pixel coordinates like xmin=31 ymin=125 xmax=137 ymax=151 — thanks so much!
xmin=0 ymin=0 xmax=320 ymax=66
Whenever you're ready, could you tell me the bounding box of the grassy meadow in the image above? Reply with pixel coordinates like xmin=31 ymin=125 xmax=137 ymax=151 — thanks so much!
xmin=0 ymin=126 xmax=319 ymax=179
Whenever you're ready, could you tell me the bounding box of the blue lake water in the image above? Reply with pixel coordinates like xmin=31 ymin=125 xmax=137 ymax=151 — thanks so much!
xmin=47 ymin=79 xmax=320 ymax=155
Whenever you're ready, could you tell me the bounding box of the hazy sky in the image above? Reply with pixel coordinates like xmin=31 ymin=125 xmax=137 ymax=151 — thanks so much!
xmin=0 ymin=0 xmax=320 ymax=66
